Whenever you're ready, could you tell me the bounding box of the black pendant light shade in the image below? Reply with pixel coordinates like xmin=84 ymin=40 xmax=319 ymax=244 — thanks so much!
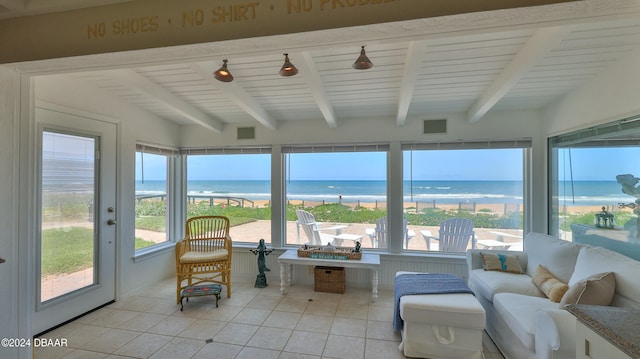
xmin=214 ymin=59 xmax=233 ymax=82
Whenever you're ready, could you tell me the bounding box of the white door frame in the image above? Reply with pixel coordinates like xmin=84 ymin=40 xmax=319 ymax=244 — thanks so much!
xmin=31 ymin=107 xmax=118 ymax=335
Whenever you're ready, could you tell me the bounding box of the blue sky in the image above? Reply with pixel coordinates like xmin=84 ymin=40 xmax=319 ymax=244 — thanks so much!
xmin=135 ymin=148 xmax=640 ymax=181
xmin=558 ymin=147 xmax=640 ymax=181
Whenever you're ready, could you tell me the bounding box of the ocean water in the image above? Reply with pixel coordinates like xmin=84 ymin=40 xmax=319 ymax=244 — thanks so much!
xmin=133 ymin=180 xmax=637 ymax=206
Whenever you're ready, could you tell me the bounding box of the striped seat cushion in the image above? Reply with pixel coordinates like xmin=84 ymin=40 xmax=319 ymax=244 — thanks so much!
xmin=180 ymin=249 xmax=228 ymax=263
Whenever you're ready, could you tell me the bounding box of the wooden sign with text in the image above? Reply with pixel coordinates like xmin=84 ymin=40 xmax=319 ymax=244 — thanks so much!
xmin=0 ymin=0 xmax=577 ymax=64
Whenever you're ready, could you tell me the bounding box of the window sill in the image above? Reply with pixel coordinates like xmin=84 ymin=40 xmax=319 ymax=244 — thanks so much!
xmin=133 ymin=241 xmax=175 ymax=263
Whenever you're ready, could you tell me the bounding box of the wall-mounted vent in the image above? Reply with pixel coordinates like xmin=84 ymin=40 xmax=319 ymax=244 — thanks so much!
xmin=237 ymin=126 xmax=255 ymax=140
xmin=423 ymin=119 xmax=447 ymax=134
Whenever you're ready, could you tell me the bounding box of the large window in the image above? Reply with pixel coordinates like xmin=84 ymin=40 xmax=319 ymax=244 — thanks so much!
xmin=186 ymin=149 xmax=271 ymax=244
xmin=549 ymin=116 xmax=640 ymax=261
xmin=403 ymin=142 xmax=528 ymax=253
xmin=283 ymin=145 xmax=388 ymax=249
xmin=135 ymin=145 xmax=176 ymax=252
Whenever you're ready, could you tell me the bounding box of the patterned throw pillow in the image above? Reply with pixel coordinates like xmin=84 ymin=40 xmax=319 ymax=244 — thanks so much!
xmin=532 ymin=265 xmax=569 ymax=302
xmin=481 ymin=252 xmax=524 ymax=274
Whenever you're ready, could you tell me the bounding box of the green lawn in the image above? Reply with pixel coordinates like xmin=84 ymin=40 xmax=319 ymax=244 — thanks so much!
xmin=41 ymin=227 xmax=156 ymax=277
xmin=41 ymin=227 xmax=95 ymax=277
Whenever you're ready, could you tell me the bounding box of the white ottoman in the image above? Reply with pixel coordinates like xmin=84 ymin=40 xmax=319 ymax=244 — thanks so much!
xmin=397 ymin=272 xmax=486 ymax=359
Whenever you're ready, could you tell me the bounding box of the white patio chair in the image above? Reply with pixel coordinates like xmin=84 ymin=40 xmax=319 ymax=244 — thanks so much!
xmin=420 ymin=217 xmax=476 ymax=252
xmin=365 ymin=216 xmax=416 ymax=249
xmin=295 ymin=209 xmax=346 ymax=246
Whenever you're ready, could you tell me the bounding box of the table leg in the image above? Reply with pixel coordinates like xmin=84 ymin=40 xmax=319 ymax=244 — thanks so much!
xmin=371 ymin=269 xmax=379 ymax=303
xmin=287 ymin=264 xmax=293 ymax=286
xmin=280 ymin=263 xmax=287 ymax=295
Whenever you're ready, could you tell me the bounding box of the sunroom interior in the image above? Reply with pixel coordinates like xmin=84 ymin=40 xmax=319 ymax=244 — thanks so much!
xmin=3 ymin=0 xmax=640 ymax=357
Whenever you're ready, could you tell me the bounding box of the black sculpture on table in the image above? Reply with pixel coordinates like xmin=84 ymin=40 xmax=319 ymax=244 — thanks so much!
xmin=250 ymin=239 xmax=274 ymax=288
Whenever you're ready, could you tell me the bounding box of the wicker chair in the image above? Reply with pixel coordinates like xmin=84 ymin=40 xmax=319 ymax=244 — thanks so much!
xmin=175 ymin=215 xmax=232 ymax=303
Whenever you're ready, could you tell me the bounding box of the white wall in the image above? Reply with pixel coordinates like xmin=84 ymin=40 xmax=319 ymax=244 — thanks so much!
xmin=180 ymin=111 xmax=542 ymax=147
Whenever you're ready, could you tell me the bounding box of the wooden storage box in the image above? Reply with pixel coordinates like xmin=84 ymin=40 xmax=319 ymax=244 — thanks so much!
xmin=314 ymin=266 xmax=345 ymax=293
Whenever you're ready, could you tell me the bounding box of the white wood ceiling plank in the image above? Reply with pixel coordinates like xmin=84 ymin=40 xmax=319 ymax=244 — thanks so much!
xmin=467 ymin=26 xmax=572 ymax=123
xmin=110 ymin=69 xmax=224 ymax=133
xmin=190 ymin=63 xmax=276 ymax=130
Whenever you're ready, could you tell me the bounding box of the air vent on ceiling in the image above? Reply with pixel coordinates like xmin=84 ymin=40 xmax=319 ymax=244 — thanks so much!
xmin=423 ymin=119 xmax=447 ymax=134
xmin=237 ymin=126 xmax=255 ymax=140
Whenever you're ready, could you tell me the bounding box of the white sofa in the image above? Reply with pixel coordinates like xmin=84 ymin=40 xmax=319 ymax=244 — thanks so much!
xmin=466 ymin=232 xmax=640 ymax=359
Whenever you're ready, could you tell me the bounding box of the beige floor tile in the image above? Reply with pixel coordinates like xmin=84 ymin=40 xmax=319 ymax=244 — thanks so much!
xmin=200 ymin=304 xmax=242 ymax=322
xmin=63 ymin=324 xmax=111 ymax=348
xmin=339 ymin=289 xmax=372 ymax=305
xmin=221 ymin=293 xmax=257 ymax=307
xmin=367 ymin=304 xmax=394 ymax=322
xmin=366 ymin=320 xmax=401 ymax=341
xmin=117 ymin=312 xmax=166 ymax=332
xmin=246 ymin=295 xmax=283 ymax=310
xmin=173 ymin=299 xmax=217 ymax=318
xmin=262 ymin=310 xmax=302 ymax=329
xmin=364 ymin=339 xmax=406 ymax=359
xmin=148 ymin=337 xmax=205 ymax=359
xmin=148 ymin=315 xmax=197 ymax=336
xmin=113 ymin=332 xmax=172 ymax=358
xmin=45 ymin=276 xmax=504 ymax=359
xmin=335 ymin=302 xmax=369 ymax=319
xmin=231 ymin=307 xmax=272 ymax=325
xmin=283 ymin=330 xmax=328 ymax=356
xmin=82 ymin=328 xmax=139 ymax=353
xmin=304 ymin=301 xmax=338 ymax=316
xmin=237 ymin=346 xmax=281 ymax=359
xmin=191 ymin=342 xmax=243 ymax=359
xmin=278 ymin=352 xmax=321 ymax=359
xmin=322 ymin=334 xmax=365 ymax=359
xmin=178 ymin=318 xmax=226 ymax=340
xmin=246 ymin=326 xmax=293 ymax=351
xmin=295 ymin=314 xmax=334 ymax=333
xmin=60 ymin=349 xmax=109 ymax=358
xmin=274 ymin=296 xmax=310 ymax=313
xmin=33 ymin=345 xmax=75 ymax=359
xmin=213 ymin=322 xmax=260 ymax=345
xmin=330 ymin=317 xmax=367 ymax=337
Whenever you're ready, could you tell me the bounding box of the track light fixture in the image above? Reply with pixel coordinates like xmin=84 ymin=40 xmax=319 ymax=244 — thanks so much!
xmin=213 ymin=59 xmax=233 ymax=82
xmin=353 ymin=46 xmax=373 ymax=70
xmin=279 ymin=53 xmax=298 ymax=77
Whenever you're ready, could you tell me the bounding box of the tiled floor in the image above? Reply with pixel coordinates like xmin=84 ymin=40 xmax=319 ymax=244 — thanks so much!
xmin=34 ymin=276 xmax=505 ymax=358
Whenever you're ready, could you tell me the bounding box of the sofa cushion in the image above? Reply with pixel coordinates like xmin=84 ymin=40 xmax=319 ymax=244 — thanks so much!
xmin=569 ymin=246 xmax=640 ymax=308
xmin=532 ymin=265 xmax=569 ymax=302
xmin=481 ymin=253 xmax=524 ymax=274
xmin=493 ymin=293 xmax=559 ymax=351
xmin=524 ymin=232 xmax=581 ymax=284
xmin=560 ymin=272 xmax=615 ymax=307
xmin=469 ymin=269 xmax=543 ymax=302
xmin=400 ymin=293 xmax=485 ymax=329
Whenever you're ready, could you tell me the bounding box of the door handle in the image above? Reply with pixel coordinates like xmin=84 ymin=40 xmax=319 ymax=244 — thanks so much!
xmin=107 ymin=219 xmax=117 ymax=225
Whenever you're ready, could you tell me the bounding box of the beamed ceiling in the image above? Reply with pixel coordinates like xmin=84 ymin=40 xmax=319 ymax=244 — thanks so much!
xmin=5 ymin=0 xmax=640 ymax=132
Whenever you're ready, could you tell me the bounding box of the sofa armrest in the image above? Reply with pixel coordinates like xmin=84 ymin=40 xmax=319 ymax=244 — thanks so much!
xmin=535 ymin=309 xmax=576 ymax=359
